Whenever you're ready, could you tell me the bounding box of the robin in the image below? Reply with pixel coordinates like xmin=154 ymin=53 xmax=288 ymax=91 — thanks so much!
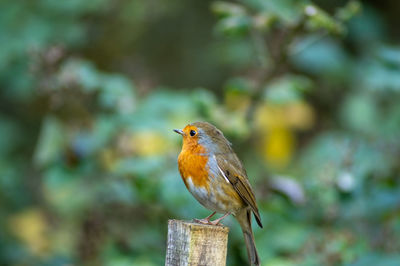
xmin=174 ymin=122 xmax=263 ymax=266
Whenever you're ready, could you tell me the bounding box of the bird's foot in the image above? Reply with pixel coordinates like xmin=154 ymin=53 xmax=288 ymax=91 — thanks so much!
xmin=193 ymin=218 xmax=213 ymax=224
xmin=193 ymin=211 xmax=216 ymax=225
xmin=193 ymin=212 xmax=230 ymax=226
xmin=209 ymin=212 xmax=230 ymax=225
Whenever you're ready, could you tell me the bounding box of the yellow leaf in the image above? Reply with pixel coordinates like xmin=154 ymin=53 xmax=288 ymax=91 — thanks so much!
xmin=255 ymin=101 xmax=315 ymax=130
xmin=131 ymin=131 xmax=168 ymax=156
xmin=262 ymin=126 xmax=295 ymax=168
xmin=9 ymin=208 xmax=49 ymax=256
xmin=254 ymin=104 xmax=287 ymax=129
xmin=254 ymin=101 xmax=312 ymax=168
xmin=285 ymin=101 xmax=315 ymax=130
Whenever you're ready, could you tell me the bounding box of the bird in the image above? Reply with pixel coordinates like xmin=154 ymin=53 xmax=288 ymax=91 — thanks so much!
xmin=174 ymin=121 xmax=263 ymax=266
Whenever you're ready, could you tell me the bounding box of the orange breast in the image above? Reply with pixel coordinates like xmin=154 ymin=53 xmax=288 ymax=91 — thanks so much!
xmin=177 ymin=144 xmax=209 ymax=189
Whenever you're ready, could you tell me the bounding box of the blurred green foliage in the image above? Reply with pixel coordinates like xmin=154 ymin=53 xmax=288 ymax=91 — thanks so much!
xmin=1 ymin=0 xmax=400 ymax=265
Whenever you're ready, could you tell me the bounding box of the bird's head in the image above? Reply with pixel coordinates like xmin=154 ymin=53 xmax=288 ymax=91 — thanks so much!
xmin=174 ymin=122 xmax=231 ymax=153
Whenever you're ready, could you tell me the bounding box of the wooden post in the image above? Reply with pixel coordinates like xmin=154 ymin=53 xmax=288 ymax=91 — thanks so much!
xmin=165 ymin=219 xmax=229 ymax=266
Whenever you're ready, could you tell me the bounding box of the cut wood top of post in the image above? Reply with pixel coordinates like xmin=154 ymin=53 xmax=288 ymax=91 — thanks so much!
xmin=166 ymin=219 xmax=230 ymax=266
xmin=169 ymin=219 xmax=230 ymax=232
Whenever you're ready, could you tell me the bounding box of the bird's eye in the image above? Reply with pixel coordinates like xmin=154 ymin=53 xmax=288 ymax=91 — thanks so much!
xmin=190 ymin=130 xmax=196 ymax=136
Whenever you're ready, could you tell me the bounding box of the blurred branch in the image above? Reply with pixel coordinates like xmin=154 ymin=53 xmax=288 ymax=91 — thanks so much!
xmin=246 ymin=17 xmax=306 ymax=123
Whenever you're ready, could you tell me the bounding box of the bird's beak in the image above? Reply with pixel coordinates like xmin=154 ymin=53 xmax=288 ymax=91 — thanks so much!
xmin=173 ymin=129 xmax=185 ymax=135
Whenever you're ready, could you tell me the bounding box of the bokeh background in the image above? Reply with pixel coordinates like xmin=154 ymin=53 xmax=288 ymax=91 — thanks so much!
xmin=1 ymin=0 xmax=400 ymax=265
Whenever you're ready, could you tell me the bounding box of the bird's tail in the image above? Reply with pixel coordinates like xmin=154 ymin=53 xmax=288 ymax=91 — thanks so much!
xmin=236 ymin=209 xmax=260 ymax=266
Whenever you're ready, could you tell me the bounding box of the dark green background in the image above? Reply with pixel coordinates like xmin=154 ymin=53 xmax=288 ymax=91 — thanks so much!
xmin=1 ymin=0 xmax=400 ymax=265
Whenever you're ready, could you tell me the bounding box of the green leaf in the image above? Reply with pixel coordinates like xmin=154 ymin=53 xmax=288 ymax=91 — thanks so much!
xmin=340 ymin=93 xmax=379 ymax=134
xmin=224 ymin=77 xmax=253 ymax=94
xmin=244 ymin=0 xmax=303 ymax=25
xmin=214 ymin=15 xmax=252 ymax=37
xmin=34 ymin=116 xmax=65 ymax=167
xmin=264 ymin=75 xmax=313 ymax=104
xmin=304 ymin=5 xmax=345 ymax=34
xmin=59 ymin=59 xmax=102 ymax=92
xmin=211 ymin=1 xmax=246 ymax=18
xmin=335 ymin=0 xmax=361 ymax=21
xmin=99 ymin=74 xmax=136 ymax=113
xmin=290 ymin=36 xmax=349 ymax=77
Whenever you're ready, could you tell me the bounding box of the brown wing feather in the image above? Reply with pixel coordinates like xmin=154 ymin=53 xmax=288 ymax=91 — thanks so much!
xmin=215 ymin=154 xmax=263 ymax=228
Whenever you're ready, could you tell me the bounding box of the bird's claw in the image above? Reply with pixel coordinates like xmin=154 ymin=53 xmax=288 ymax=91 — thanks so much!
xmin=193 ymin=218 xmax=221 ymax=226
xmin=193 ymin=211 xmax=230 ymax=226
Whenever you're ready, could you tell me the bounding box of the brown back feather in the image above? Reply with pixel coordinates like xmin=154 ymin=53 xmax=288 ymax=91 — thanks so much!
xmin=215 ymin=153 xmax=263 ymax=228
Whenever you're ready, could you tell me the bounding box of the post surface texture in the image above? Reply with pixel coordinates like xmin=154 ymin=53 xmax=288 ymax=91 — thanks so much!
xmin=165 ymin=219 xmax=229 ymax=266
